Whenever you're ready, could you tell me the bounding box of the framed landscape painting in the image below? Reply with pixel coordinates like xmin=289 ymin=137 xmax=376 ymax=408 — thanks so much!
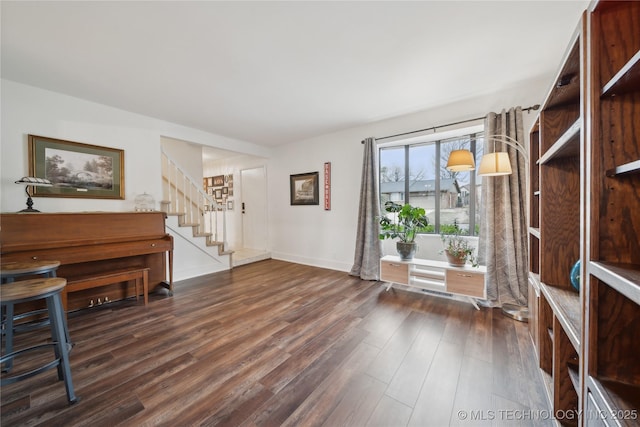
xmin=28 ymin=135 xmax=124 ymax=199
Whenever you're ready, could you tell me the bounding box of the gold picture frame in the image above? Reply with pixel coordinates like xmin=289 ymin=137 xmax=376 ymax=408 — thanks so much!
xmin=28 ymin=135 xmax=124 ymax=199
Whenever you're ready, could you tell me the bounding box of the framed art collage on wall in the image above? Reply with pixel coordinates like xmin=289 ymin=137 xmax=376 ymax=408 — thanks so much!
xmin=203 ymin=173 xmax=234 ymax=210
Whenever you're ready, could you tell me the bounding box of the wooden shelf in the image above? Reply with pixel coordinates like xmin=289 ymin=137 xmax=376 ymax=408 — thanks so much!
xmin=529 ymin=273 xmax=541 ymax=288
xmin=602 ymin=50 xmax=640 ymax=97
xmin=410 ymin=277 xmax=446 ymax=292
xmin=530 ymin=227 xmax=541 ymax=239
xmin=540 ymin=370 xmax=554 ymax=408
xmin=410 ymin=268 xmax=445 ymax=281
xmin=587 ymin=376 xmax=640 ymax=426
xmin=605 ymin=159 xmax=640 ymax=177
xmin=589 ymin=261 xmax=640 ymax=306
xmin=538 ymin=118 xmax=581 ymax=164
xmin=540 ymin=282 xmax=581 ymax=352
xmin=568 ymin=364 xmax=580 ymax=394
xmin=544 ymin=36 xmax=581 ymax=109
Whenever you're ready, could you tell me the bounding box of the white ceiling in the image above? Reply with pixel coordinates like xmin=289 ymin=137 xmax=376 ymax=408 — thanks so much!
xmin=1 ymin=1 xmax=588 ymax=147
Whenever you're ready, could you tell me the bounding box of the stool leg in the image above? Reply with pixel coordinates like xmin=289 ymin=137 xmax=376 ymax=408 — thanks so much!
xmin=47 ymin=294 xmax=77 ymax=404
xmin=2 ymin=302 xmax=15 ymax=372
xmin=51 ymin=269 xmax=72 ymax=346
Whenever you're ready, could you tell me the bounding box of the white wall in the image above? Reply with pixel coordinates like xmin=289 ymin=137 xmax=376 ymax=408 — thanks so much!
xmin=161 ymin=136 xmax=205 ymax=185
xmin=1 ymin=80 xmax=271 ymax=281
xmin=2 ymin=76 xmax=544 ymax=279
xmin=268 ymin=77 xmax=543 ymax=272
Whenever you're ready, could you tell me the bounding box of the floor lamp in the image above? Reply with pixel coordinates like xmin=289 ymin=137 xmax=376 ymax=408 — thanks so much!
xmin=446 ymin=135 xmax=530 ymax=322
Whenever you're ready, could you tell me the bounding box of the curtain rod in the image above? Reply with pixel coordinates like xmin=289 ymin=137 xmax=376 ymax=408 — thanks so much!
xmin=362 ymin=104 xmax=540 ymax=143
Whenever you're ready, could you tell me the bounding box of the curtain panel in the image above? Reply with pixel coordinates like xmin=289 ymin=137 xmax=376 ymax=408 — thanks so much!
xmin=478 ymin=107 xmax=528 ymax=306
xmin=350 ymin=137 xmax=382 ymax=280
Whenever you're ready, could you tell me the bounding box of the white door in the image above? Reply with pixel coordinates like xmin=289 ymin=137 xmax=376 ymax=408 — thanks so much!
xmin=240 ymin=167 xmax=268 ymax=251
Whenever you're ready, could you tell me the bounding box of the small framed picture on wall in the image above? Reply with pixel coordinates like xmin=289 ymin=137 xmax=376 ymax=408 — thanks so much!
xmin=290 ymin=172 xmax=319 ymax=205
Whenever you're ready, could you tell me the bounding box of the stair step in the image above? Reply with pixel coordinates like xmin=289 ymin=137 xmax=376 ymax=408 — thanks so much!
xmin=162 ymin=153 xmax=233 ymax=270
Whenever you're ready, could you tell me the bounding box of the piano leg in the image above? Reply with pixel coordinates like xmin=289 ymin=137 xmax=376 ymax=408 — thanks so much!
xmin=159 ymin=248 xmax=174 ymax=296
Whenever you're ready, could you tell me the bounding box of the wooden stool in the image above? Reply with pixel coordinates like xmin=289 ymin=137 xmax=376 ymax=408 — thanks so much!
xmin=0 ymin=260 xmax=61 ymax=283
xmin=1 ymin=260 xmax=61 ymax=326
xmin=0 ymin=278 xmax=77 ymax=404
xmin=0 ymin=260 xmax=70 ymax=372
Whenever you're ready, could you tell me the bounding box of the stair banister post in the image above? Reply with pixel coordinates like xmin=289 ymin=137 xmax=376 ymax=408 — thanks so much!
xmin=172 ymin=160 xmax=178 ymax=212
xmin=222 ymin=206 xmax=228 ymax=251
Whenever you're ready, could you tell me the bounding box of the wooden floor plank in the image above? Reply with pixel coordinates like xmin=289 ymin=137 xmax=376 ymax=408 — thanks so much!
xmin=492 ymin=310 xmax=539 ymax=410
xmin=384 ymin=310 xmax=445 ymax=407
xmin=0 ymin=259 xmax=551 ymax=426
xmin=364 ymin=310 xmax=427 ymax=384
xmin=407 ymin=340 xmax=465 ymax=427
xmin=280 ymin=342 xmax=381 ymax=427
xmin=463 ymin=305 xmax=494 ymax=363
xmin=244 ymin=326 xmax=368 ymax=426
xmin=450 ymin=355 xmax=494 ymax=427
xmin=321 ymin=372 xmax=387 ymax=427
xmin=366 ymin=394 xmax=413 ymax=427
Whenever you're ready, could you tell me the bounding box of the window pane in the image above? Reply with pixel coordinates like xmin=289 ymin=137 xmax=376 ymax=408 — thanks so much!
xmin=408 ymin=143 xmax=436 ymax=232
xmin=473 ymin=135 xmax=484 ymax=236
xmin=377 ymin=129 xmax=483 ymax=238
xmin=379 ymin=146 xmax=406 ymax=207
xmin=440 ymin=136 xmax=472 ymax=235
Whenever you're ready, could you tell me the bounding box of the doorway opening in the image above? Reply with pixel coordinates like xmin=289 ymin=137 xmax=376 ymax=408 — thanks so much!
xmin=234 ymin=166 xmax=270 ymax=266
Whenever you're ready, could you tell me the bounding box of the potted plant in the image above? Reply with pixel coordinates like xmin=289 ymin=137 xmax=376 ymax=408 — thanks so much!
xmin=378 ymin=201 xmax=429 ymax=260
xmin=440 ymin=226 xmax=478 ymax=267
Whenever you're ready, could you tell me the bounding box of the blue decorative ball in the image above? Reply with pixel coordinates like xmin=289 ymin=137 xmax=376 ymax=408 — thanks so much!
xmin=570 ymin=260 xmax=580 ymax=291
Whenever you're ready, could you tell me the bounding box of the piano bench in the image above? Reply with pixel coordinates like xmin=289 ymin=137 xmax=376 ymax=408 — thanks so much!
xmin=65 ymin=267 xmax=150 ymax=309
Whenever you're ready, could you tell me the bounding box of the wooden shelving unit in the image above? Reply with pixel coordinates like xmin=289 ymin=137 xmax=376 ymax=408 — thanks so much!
xmin=529 ymin=12 xmax=583 ymax=427
xmin=529 ymin=2 xmax=640 ymax=426
xmin=584 ymin=2 xmax=640 ymax=425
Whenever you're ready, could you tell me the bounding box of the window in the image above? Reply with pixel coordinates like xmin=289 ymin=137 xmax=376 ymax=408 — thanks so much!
xmin=379 ymin=127 xmax=484 ymax=236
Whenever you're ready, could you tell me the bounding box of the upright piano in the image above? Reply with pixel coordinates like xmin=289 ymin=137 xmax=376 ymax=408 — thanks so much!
xmin=0 ymin=211 xmax=173 ymax=312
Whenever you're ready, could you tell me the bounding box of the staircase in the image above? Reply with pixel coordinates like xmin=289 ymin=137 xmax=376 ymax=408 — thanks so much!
xmin=160 ymin=149 xmax=233 ymax=269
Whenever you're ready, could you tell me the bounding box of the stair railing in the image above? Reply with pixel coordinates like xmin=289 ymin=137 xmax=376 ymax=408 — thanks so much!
xmin=161 ymin=148 xmax=227 ymax=249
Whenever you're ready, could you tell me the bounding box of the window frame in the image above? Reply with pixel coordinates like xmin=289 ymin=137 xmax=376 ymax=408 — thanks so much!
xmin=378 ymin=125 xmax=484 ymax=236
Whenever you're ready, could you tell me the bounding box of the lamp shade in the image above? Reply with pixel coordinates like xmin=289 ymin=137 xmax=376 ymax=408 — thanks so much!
xmin=446 ymin=149 xmax=475 ymax=172
xmin=478 ymin=152 xmax=512 ymax=176
xmin=15 ymin=177 xmax=53 ymax=187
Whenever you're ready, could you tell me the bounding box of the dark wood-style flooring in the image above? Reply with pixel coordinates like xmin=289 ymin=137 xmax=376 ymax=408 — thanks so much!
xmin=1 ymin=259 xmax=551 ymax=426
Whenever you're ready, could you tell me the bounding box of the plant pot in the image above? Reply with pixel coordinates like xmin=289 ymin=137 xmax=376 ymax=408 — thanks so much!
xmin=397 ymin=241 xmax=417 ymax=260
xmin=445 ymin=250 xmax=466 ymax=267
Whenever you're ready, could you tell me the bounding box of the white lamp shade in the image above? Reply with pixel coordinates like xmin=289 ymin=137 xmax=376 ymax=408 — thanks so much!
xmin=15 ymin=176 xmax=53 ymax=187
xmin=446 ymin=149 xmax=475 ymax=172
xmin=478 ymin=152 xmax=512 ymax=176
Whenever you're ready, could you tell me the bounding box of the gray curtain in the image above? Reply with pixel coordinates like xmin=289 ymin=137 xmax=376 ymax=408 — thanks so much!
xmin=350 ymin=137 xmax=382 ymax=280
xmin=478 ymin=107 xmax=528 ymax=306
